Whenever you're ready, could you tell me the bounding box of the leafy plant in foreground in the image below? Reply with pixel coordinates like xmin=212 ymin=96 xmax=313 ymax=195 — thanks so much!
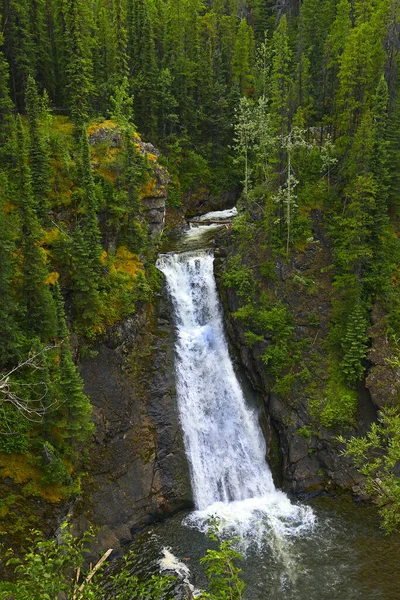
xmin=338 ymin=406 xmax=400 ymax=534
xmin=0 ymin=518 xmax=246 ymax=600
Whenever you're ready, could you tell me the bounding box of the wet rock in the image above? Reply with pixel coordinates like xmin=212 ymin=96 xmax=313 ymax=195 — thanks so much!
xmin=366 ymin=304 xmax=400 ymax=408
xmin=214 ymin=221 xmax=371 ymax=499
xmin=184 ymin=189 xmax=239 ymax=217
xmin=76 ymin=280 xmax=193 ymax=556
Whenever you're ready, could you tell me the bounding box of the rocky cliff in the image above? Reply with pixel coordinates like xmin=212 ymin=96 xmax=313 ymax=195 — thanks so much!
xmin=73 ymin=282 xmax=192 ymax=556
xmin=214 ymin=212 xmax=400 ymax=500
xmin=88 ymin=120 xmax=170 ymax=238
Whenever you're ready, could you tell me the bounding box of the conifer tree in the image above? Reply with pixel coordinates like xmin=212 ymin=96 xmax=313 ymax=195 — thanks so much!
xmin=3 ymin=0 xmax=36 ymax=108
xmin=111 ymin=78 xmax=147 ymax=252
xmin=25 ymin=75 xmax=50 ymax=219
xmin=113 ymin=0 xmax=129 ymax=83
xmin=15 ymin=116 xmax=58 ymax=341
xmin=69 ymin=129 xmax=103 ymax=335
xmin=232 ymin=19 xmax=255 ymax=95
xmin=270 ymin=15 xmax=293 ymax=140
xmin=0 ymin=10 xmax=13 ymax=129
xmin=30 ymin=0 xmax=56 ymax=96
xmin=0 ymin=174 xmax=23 ymax=367
xmin=62 ymin=0 xmax=93 ymax=125
xmin=386 ymin=91 xmax=400 ymax=213
xmin=127 ymin=0 xmax=158 ymax=135
xmin=370 ymin=75 xmax=390 ymax=243
xmin=52 ymin=282 xmax=94 ymax=446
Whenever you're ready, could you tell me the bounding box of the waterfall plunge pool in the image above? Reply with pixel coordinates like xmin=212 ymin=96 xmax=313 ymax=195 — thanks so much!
xmin=126 ymin=496 xmax=400 ymax=600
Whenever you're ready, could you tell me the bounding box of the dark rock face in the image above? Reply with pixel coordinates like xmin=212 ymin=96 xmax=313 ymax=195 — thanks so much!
xmin=184 ymin=189 xmax=239 ymax=217
xmin=76 ymin=282 xmax=192 ymax=555
xmin=214 ymin=230 xmax=369 ymax=499
xmin=366 ymin=304 xmax=400 ymax=408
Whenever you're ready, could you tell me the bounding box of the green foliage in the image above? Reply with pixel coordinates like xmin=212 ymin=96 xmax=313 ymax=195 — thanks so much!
xmin=0 ymin=520 xmax=246 ymax=600
xmin=244 ymin=331 xmax=264 ymax=345
xmin=300 ymin=367 xmax=311 ymax=382
xmin=0 ymin=406 xmax=30 ymax=454
xmin=311 ymin=365 xmax=358 ymax=428
xmin=339 ymin=302 xmax=369 ymax=386
xmin=339 ymin=406 xmax=400 ymax=533
xmin=200 ymin=518 xmax=245 ymax=600
xmin=273 ymin=372 xmax=296 ymax=396
xmin=25 ymin=76 xmax=50 ymax=219
xmin=297 ymin=426 xmax=311 ymax=439
xmin=15 ymin=116 xmax=58 ymax=342
xmin=221 ymin=255 xmax=256 ymax=299
xmin=233 ymin=298 xmax=295 ymax=383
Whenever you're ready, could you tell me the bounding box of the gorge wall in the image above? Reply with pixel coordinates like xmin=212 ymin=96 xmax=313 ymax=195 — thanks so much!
xmin=75 ymin=283 xmax=192 ymax=557
xmin=214 ymin=212 xmax=400 ymax=500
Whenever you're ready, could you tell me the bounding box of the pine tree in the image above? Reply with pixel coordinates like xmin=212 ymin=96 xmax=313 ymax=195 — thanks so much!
xmin=52 ymin=282 xmax=94 ymax=446
xmin=0 ymin=174 xmax=23 ymax=367
xmin=25 ymin=75 xmax=50 ymax=219
xmin=15 ymin=115 xmax=58 ymax=341
xmin=62 ymin=0 xmax=94 ymax=125
xmin=69 ymin=129 xmax=103 ymax=335
xmin=232 ymin=19 xmax=255 ymax=95
xmin=0 ymin=9 xmax=13 ymax=129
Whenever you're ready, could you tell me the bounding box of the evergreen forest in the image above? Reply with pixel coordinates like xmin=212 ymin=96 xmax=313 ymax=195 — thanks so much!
xmin=1 ymin=0 xmax=400 ymax=593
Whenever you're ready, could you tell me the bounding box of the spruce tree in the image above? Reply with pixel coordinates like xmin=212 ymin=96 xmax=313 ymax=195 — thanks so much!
xmin=232 ymin=19 xmax=255 ymax=95
xmin=270 ymin=15 xmax=293 ymax=140
xmin=52 ymin=282 xmax=94 ymax=447
xmin=370 ymin=75 xmax=390 ymax=242
xmin=69 ymin=129 xmax=103 ymax=335
xmin=0 ymin=10 xmax=13 ymax=129
xmin=62 ymin=0 xmax=93 ymax=125
xmin=3 ymin=0 xmax=36 ymax=108
xmin=15 ymin=116 xmax=58 ymax=341
xmin=30 ymin=0 xmax=56 ymax=97
xmin=113 ymin=0 xmax=129 ymax=83
xmin=0 ymin=174 xmax=23 ymax=367
xmin=25 ymin=75 xmax=51 ymax=219
xmin=127 ymin=0 xmax=158 ymax=135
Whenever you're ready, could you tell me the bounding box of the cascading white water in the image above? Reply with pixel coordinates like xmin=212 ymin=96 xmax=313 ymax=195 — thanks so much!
xmin=157 ymin=248 xmax=315 ymax=552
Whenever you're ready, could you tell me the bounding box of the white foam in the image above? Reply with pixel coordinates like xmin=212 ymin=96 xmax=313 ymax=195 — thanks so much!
xmin=159 ymin=548 xmax=203 ymax=598
xmin=193 ymin=207 xmax=238 ymax=221
xmin=156 ymin=250 xmax=315 ymax=562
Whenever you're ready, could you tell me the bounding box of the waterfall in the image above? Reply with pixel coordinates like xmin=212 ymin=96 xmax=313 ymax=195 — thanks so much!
xmin=157 ymin=248 xmax=315 ymax=550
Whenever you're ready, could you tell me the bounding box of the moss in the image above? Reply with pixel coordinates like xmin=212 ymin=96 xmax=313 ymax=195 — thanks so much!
xmin=114 ymin=246 xmax=144 ymax=276
xmin=44 ymin=271 xmax=60 ymax=285
xmin=308 ymin=364 xmax=358 ymax=429
xmin=140 ymin=177 xmax=157 ymax=199
xmin=87 ymin=119 xmax=118 ymax=136
xmin=0 ymin=453 xmax=72 ymax=503
xmin=297 ymin=427 xmax=311 ymax=439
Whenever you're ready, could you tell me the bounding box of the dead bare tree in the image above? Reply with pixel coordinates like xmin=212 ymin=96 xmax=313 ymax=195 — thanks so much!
xmin=0 ymin=344 xmax=62 ymax=434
